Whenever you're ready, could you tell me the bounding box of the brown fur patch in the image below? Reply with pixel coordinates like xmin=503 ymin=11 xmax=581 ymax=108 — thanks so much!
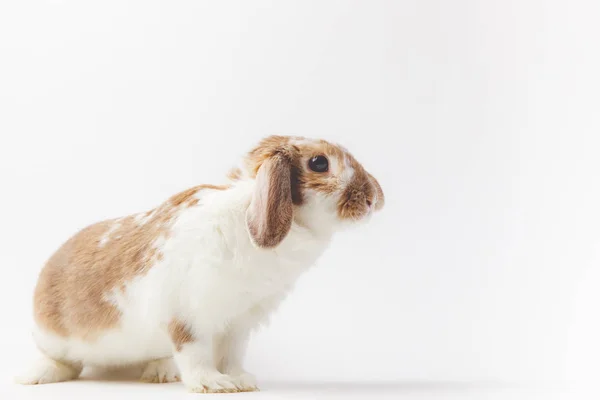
xmin=169 ymin=184 xmax=229 ymax=207
xmin=226 ymin=167 xmax=242 ymax=181
xmin=168 ymin=319 xmax=194 ymax=351
xmin=244 ymin=135 xmax=300 ymax=176
xmin=33 ymin=185 xmax=228 ymax=340
xmin=338 ymin=167 xmax=373 ymax=220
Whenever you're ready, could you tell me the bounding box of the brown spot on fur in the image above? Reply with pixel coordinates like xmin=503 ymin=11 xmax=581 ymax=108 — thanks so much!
xmin=338 ymin=167 xmax=374 ymax=220
xmin=245 ymin=135 xmax=301 ymax=176
xmin=33 ymin=185 xmax=229 ymax=340
xmin=302 ymin=169 xmax=339 ymax=196
xmin=168 ymin=319 xmax=194 ymax=351
xmin=227 ymin=167 xmax=242 ymax=181
xmin=169 ymin=184 xmax=229 ymax=207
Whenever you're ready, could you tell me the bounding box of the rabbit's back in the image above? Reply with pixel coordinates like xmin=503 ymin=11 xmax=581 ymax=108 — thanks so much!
xmin=33 ymin=185 xmax=230 ymax=349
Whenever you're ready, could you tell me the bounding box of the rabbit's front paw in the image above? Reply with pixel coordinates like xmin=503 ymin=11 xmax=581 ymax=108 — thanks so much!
xmin=231 ymin=370 xmax=259 ymax=392
xmin=184 ymin=371 xmax=241 ymax=393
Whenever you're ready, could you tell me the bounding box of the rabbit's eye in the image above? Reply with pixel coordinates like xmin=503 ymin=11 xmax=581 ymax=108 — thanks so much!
xmin=308 ymin=155 xmax=329 ymax=173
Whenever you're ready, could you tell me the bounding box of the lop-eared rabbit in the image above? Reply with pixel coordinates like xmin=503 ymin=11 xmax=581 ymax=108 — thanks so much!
xmin=18 ymin=135 xmax=384 ymax=393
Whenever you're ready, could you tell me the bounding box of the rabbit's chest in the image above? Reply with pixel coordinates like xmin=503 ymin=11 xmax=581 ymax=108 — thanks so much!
xmin=156 ymin=196 xmax=331 ymax=325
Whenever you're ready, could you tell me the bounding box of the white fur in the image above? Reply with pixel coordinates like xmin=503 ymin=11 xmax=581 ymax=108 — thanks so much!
xmin=26 ymin=179 xmax=338 ymax=391
xmin=140 ymin=358 xmax=180 ymax=383
xmin=341 ymin=155 xmax=355 ymax=184
xmin=15 ymin=356 xmax=81 ymax=385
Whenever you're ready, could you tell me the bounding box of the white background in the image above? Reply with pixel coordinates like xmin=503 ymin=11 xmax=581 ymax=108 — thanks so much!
xmin=1 ymin=1 xmax=600 ymax=399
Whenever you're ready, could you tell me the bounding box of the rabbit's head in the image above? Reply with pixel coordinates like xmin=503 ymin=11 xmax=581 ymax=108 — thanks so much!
xmin=230 ymin=135 xmax=384 ymax=248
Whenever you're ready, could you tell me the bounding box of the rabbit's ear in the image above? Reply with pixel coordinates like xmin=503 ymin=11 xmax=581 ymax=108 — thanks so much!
xmin=246 ymin=153 xmax=294 ymax=248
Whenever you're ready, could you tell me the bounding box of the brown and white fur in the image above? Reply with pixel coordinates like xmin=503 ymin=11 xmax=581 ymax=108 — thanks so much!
xmin=17 ymin=135 xmax=384 ymax=393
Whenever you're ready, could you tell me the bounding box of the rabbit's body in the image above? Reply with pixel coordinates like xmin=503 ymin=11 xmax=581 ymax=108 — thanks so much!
xmin=19 ymin=135 xmax=383 ymax=392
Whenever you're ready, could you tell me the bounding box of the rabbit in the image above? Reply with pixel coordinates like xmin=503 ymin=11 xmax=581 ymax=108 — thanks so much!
xmin=16 ymin=135 xmax=384 ymax=393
